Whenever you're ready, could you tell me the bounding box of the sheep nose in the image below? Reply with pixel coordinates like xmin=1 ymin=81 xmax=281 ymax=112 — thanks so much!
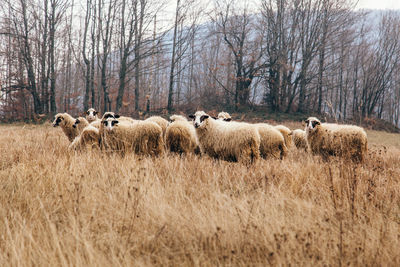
xmin=194 ymin=123 xmax=199 ymax=128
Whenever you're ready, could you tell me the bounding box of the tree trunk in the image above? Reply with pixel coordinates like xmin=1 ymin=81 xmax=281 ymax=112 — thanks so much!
xmin=167 ymin=0 xmax=180 ymax=112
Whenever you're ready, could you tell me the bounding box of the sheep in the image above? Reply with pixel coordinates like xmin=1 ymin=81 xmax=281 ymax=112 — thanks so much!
xmin=217 ymin=111 xmax=232 ymax=121
xmin=101 ymin=111 xmax=137 ymax=123
xmin=52 ymin=113 xmax=79 ymax=142
xmin=99 ymin=117 xmax=164 ymax=156
xmin=274 ymin=125 xmax=292 ymax=148
xmin=73 ymin=117 xmax=91 ymax=134
xmin=85 ymin=108 xmax=99 ymax=123
xmin=189 ymin=111 xmax=260 ymax=164
xmin=255 ymin=123 xmax=288 ymax=159
xmin=166 ymin=115 xmax=199 ymax=154
xmin=291 ymin=129 xmax=307 ymax=151
xmin=73 ymin=117 xmax=101 ymax=130
xmin=145 ymin=116 xmax=169 ymax=138
xmin=215 ymin=112 xmax=287 ymax=159
xmin=69 ymin=125 xmax=100 ymax=151
xmin=305 ymin=117 xmax=368 ymax=162
xmin=169 ymin=114 xmax=188 ymax=122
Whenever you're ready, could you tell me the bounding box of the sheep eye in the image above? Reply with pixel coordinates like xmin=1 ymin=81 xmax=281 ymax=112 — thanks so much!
xmin=103 ymin=121 xmax=108 ymax=126
xmin=111 ymin=120 xmax=118 ymax=126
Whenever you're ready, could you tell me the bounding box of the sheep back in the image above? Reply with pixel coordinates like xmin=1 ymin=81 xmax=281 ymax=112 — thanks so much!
xmin=256 ymin=123 xmax=287 ymax=159
xmin=274 ymin=125 xmax=292 ymax=148
xmin=69 ymin=125 xmax=100 ymax=151
xmin=100 ymin=120 xmax=164 ymax=156
xmin=307 ymin=123 xmax=367 ymax=162
xmin=145 ymin=116 xmax=168 ymax=137
xmin=292 ymin=129 xmax=307 ymax=150
xmin=196 ymin=119 xmax=260 ymax=164
xmin=166 ymin=120 xmax=199 ymax=154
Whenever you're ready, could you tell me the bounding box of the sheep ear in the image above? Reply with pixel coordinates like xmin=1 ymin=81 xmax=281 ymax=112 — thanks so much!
xmin=94 ymin=111 xmax=98 ymax=115
xmin=212 ymin=116 xmax=218 ymax=120
xmin=188 ymin=114 xmax=195 ymax=120
xmin=114 ymin=114 xmax=120 ymax=118
xmin=224 ymin=118 xmax=232 ymax=122
xmin=315 ymin=121 xmax=320 ymax=125
xmin=76 ymin=119 xmax=80 ymax=124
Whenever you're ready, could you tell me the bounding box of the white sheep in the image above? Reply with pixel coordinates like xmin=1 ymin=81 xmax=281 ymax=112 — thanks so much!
xmin=69 ymin=125 xmax=100 ymax=151
xmin=217 ymin=111 xmax=232 ymax=121
xmin=145 ymin=116 xmax=169 ymax=138
xmin=73 ymin=116 xmax=101 ymax=130
xmin=101 ymin=111 xmax=137 ymax=123
xmin=255 ymin=123 xmax=288 ymax=159
xmin=85 ymin=108 xmax=99 ymax=123
xmin=99 ymin=117 xmax=164 ymax=156
xmin=166 ymin=115 xmax=199 ymax=154
xmin=215 ymin=112 xmax=287 ymax=159
xmin=189 ymin=111 xmax=260 ymax=164
xmin=305 ymin=117 xmax=368 ymax=162
xmin=291 ymin=129 xmax=307 ymax=151
xmin=52 ymin=113 xmax=79 ymax=142
xmin=73 ymin=117 xmax=91 ymax=133
xmin=274 ymin=125 xmax=292 ymax=148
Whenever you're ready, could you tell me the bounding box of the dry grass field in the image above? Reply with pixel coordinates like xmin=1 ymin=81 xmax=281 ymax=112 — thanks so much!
xmin=0 ymin=122 xmax=399 ymax=266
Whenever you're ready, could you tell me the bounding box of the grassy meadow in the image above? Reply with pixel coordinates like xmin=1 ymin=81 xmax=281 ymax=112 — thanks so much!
xmin=0 ymin=122 xmax=399 ymax=266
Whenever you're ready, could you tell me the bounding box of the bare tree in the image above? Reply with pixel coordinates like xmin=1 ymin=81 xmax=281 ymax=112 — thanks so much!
xmin=212 ymin=0 xmax=268 ymax=108
xmin=98 ymin=0 xmax=117 ymax=113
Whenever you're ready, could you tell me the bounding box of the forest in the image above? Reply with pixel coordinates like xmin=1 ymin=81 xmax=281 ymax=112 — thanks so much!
xmin=1 ymin=0 xmax=400 ymax=127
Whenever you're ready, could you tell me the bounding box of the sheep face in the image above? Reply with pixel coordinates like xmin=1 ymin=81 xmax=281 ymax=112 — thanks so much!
xmin=102 ymin=112 xmax=120 ymax=120
xmin=305 ymin=117 xmax=321 ymax=133
xmin=52 ymin=114 xmax=64 ymax=127
xmin=86 ymin=108 xmax=98 ymax=121
xmin=217 ymin=112 xmax=232 ymax=121
xmin=72 ymin=118 xmax=80 ymax=128
xmin=102 ymin=118 xmax=119 ymax=132
xmin=190 ymin=111 xmax=210 ymax=129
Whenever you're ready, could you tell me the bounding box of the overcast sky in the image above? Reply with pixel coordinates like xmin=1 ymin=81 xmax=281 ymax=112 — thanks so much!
xmin=356 ymin=0 xmax=400 ymax=10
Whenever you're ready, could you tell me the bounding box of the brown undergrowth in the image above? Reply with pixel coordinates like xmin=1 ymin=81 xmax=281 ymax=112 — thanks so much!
xmin=0 ymin=123 xmax=399 ymax=266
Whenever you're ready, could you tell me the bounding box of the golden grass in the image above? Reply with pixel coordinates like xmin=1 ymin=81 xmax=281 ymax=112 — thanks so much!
xmin=0 ymin=123 xmax=399 ymax=266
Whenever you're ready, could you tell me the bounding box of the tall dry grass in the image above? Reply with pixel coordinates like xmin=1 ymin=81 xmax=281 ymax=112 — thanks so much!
xmin=0 ymin=123 xmax=399 ymax=266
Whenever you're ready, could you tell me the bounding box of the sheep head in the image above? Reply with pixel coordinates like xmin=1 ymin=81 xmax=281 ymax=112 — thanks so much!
xmin=217 ymin=111 xmax=232 ymax=121
xmin=190 ymin=111 xmax=210 ymax=129
xmin=86 ymin=108 xmax=98 ymax=122
xmin=305 ymin=117 xmax=321 ymax=133
xmin=169 ymin=114 xmax=187 ymax=123
xmin=101 ymin=111 xmax=120 ymax=121
xmin=102 ymin=117 xmax=119 ymax=132
xmin=73 ymin=118 xmax=80 ymax=128
xmin=53 ymin=113 xmax=65 ymax=127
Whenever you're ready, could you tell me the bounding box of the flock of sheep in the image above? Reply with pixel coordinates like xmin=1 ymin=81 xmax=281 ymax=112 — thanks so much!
xmin=52 ymin=108 xmax=368 ymax=164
